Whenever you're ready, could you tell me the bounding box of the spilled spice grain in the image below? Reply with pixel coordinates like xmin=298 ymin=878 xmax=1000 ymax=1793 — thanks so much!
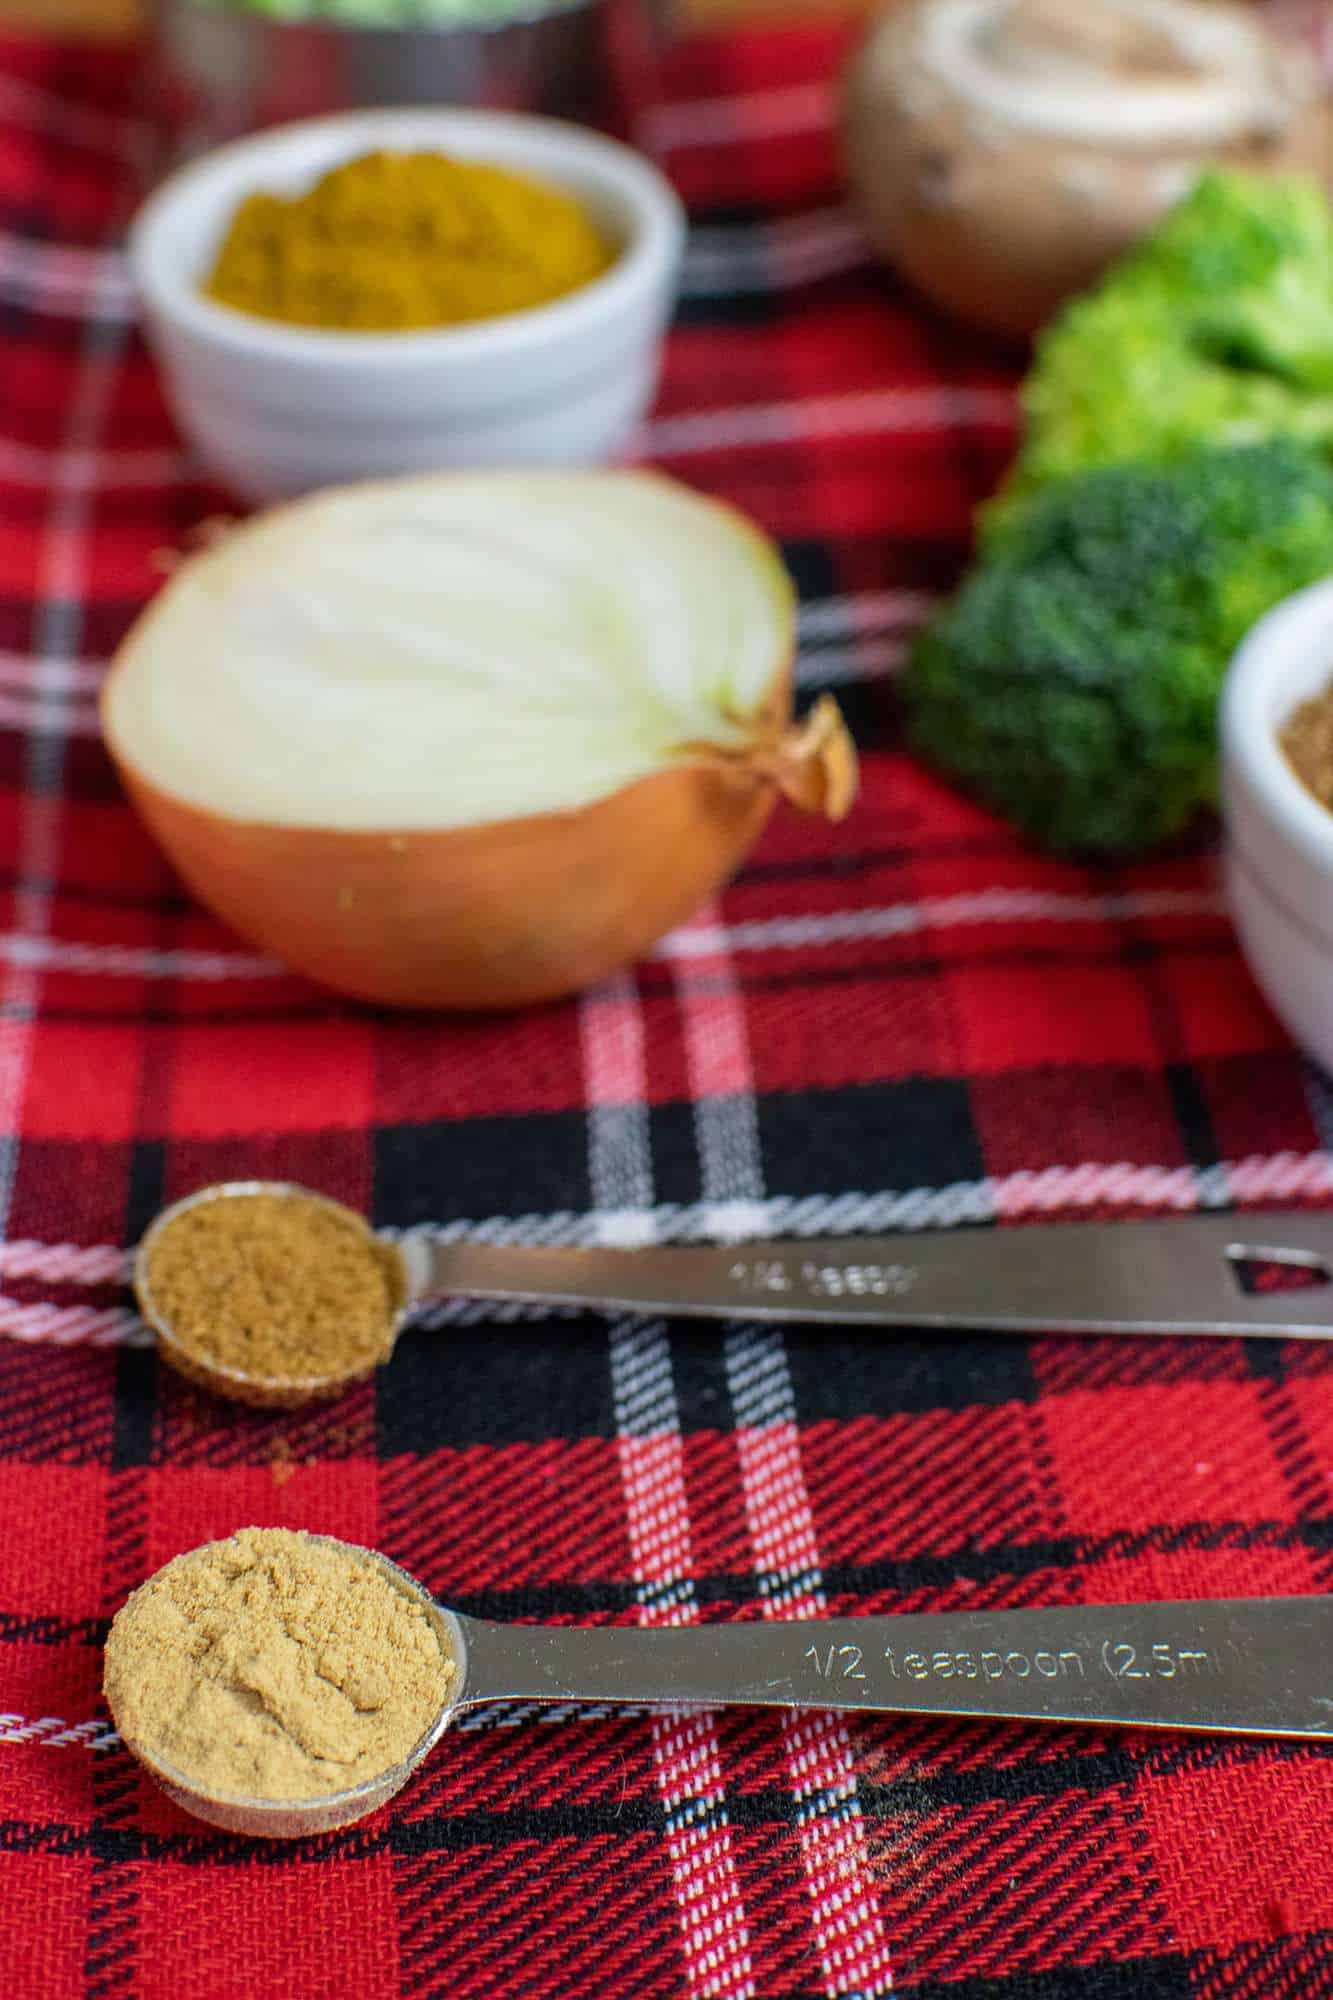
xmin=143 ymin=1192 xmax=398 ymax=1387
xmin=268 ymin=1436 xmax=298 ymax=1487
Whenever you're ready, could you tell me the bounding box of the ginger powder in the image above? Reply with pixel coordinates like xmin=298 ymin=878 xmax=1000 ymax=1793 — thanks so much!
xmin=142 ymin=1190 xmax=399 ymax=1388
xmin=104 ymin=1528 xmax=453 ymax=1802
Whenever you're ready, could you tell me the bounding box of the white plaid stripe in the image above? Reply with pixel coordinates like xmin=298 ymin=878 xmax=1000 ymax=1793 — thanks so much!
xmin=642 ymin=386 xmax=1016 ymax=458
xmin=0 ymin=936 xmax=280 ymax=979
xmin=0 ymin=233 xmax=133 ymax=317
xmin=0 ymin=649 xmax=103 ymax=694
xmin=611 ymin=1320 xmax=758 ymax=2000
xmin=9 ymin=1144 xmax=1331 ymax=1303
xmin=0 ymin=437 xmax=183 ymax=486
xmin=798 ymin=592 xmax=938 ymax=642
xmin=5 ymin=209 xmax=874 ymax=316
xmin=670 ymin=904 xmax=894 ymax=1999
xmin=0 ymin=390 xmax=1005 ymax=486
xmin=0 ymin=1713 xmax=120 ymax=1749
xmin=728 ymin=1357 xmax=896 ymax=1999
xmin=583 ymin=974 xmax=757 ymax=1999
xmin=0 ymin=694 xmax=101 ymax=737
xmin=0 ymin=887 xmax=1226 ymax=986
xmin=657 ymin=888 xmax=1226 ymax=958
xmin=682 ymin=208 xmax=869 ymax=296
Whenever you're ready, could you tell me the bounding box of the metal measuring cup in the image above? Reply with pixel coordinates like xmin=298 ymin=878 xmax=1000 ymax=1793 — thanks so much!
xmin=133 ymin=1180 xmax=1333 ymax=1410
xmin=106 ymin=1533 xmax=1333 ymax=1839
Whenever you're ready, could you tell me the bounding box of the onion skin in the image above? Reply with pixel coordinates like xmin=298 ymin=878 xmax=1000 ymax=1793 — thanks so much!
xmin=103 ymin=465 xmax=861 ymax=1012
xmin=111 ymin=724 xmax=786 ymax=1011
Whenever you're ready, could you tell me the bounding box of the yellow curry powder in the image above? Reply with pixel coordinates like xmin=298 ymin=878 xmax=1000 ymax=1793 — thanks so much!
xmin=203 ymin=149 xmax=616 ymax=332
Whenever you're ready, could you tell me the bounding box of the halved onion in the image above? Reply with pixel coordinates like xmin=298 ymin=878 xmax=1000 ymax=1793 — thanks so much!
xmin=102 ymin=470 xmax=856 ymax=1009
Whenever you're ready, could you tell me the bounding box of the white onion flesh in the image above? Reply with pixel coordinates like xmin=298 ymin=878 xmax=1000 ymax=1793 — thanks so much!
xmin=105 ymin=471 xmax=795 ymax=832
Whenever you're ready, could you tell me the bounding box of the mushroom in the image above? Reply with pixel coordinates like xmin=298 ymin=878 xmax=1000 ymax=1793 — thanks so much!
xmin=840 ymin=0 xmax=1330 ymax=340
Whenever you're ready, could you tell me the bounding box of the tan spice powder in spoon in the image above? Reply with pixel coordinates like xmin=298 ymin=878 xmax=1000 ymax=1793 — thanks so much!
xmin=104 ymin=1528 xmax=453 ymax=1802
xmin=143 ymin=1192 xmax=398 ymax=1385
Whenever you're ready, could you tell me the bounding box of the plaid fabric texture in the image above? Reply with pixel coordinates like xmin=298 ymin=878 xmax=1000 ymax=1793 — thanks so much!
xmin=2 ymin=13 xmax=1332 ymax=1998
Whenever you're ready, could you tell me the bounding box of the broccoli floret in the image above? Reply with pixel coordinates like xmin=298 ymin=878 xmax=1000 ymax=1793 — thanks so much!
xmin=907 ymin=442 xmax=1333 ymax=855
xmin=998 ymin=172 xmax=1333 ymax=519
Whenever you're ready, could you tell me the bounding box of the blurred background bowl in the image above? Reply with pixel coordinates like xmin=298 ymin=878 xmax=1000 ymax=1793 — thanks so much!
xmin=1221 ymin=576 xmax=1333 ymax=1078
xmin=128 ymin=105 xmax=686 ymax=499
xmin=149 ymin=0 xmax=670 ymax=160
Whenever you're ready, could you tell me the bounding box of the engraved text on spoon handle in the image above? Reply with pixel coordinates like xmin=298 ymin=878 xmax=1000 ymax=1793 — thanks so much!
xmin=450 ymin=1597 xmax=1333 ymax=1740
xmin=411 ymin=1212 xmax=1333 ymax=1338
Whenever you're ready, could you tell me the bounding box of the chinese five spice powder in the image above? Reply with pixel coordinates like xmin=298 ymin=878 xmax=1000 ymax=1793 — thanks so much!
xmin=142 ymin=1191 xmax=398 ymax=1386
xmin=104 ymin=1528 xmax=453 ymax=1802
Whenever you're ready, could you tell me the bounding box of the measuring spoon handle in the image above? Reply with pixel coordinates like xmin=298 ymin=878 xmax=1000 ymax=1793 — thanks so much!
xmin=449 ymin=1597 xmax=1333 ymax=1740
xmin=409 ymin=1211 xmax=1333 ymax=1339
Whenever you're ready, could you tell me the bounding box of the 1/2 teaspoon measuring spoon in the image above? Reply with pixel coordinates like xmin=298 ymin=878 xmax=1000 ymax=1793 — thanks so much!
xmin=133 ymin=1181 xmax=1333 ymax=1407
xmin=111 ymin=1536 xmax=1333 ymax=1839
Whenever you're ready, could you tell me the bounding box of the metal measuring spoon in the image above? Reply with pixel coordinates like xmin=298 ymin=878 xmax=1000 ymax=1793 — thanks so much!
xmin=108 ymin=1533 xmax=1333 ymax=1839
xmin=134 ymin=1181 xmax=1333 ymax=1408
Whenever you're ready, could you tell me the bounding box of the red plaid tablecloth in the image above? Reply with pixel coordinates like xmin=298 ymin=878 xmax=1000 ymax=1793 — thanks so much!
xmin=2 ymin=16 xmax=1332 ymax=2000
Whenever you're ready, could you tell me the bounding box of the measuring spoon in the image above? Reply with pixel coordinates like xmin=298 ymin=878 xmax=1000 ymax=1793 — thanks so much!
xmin=133 ymin=1181 xmax=1333 ymax=1407
xmin=108 ymin=1534 xmax=1333 ymax=1838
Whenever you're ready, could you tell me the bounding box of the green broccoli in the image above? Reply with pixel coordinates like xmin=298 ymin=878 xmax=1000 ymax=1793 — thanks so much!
xmin=907 ymin=441 xmax=1333 ymax=856
xmin=998 ymin=172 xmax=1333 ymax=520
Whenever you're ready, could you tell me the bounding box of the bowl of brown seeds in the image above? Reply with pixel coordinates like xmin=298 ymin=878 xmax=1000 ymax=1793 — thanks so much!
xmin=1221 ymin=576 xmax=1333 ymax=1078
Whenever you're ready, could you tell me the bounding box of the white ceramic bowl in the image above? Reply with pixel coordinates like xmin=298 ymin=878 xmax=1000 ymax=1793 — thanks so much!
xmin=128 ymin=107 xmax=686 ymax=503
xmin=1221 ymin=576 xmax=1333 ymax=1075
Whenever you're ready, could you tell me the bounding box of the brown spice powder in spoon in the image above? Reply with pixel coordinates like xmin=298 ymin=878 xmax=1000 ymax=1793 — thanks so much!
xmin=104 ymin=1528 xmax=453 ymax=1801
xmin=142 ymin=1191 xmax=398 ymax=1386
